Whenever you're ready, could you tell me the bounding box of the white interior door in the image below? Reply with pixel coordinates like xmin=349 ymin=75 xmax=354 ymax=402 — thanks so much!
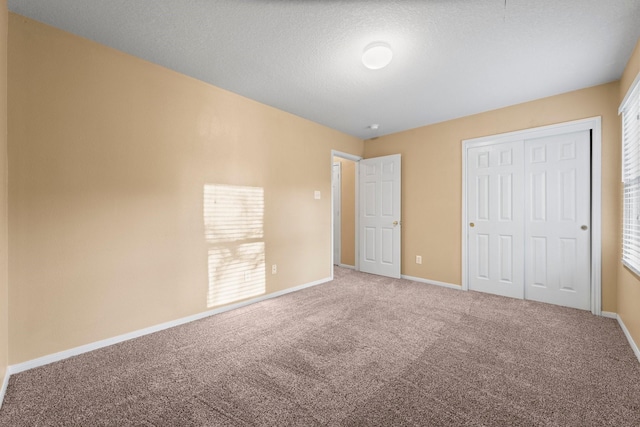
xmin=467 ymin=141 xmax=525 ymax=299
xmin=359 ymin=154 xmax=401 ymax=278
xmin=524 ymin=131 xmax=591 ymax=310
xmin=332 ymin=162 xmax=341 ymax=265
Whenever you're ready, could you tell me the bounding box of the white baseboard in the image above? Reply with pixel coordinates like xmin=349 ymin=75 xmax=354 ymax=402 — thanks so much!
xmin=0 ymin=368 xmax=9 ymax=410
xmin=616 ymin=314 xmax=640 ymax=364
xmin=401 ymin=274 xmax=461 ymax=290
xmin=601 ymin=311 xmax=617 ymax=319
xmin=8 ymin=276 xmax=332 ymax=376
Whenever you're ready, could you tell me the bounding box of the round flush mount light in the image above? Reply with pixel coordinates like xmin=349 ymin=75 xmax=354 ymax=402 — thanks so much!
xmin=362 ymin=42 xmax=393 ymax=70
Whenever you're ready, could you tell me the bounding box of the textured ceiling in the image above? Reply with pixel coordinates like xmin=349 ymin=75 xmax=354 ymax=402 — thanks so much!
xmin=8 ymin=0 xmax=640 ymax=139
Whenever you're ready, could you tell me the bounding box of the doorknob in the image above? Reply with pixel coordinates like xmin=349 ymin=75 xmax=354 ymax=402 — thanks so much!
xmin=469 ymin=222 xmax=475 ymax=228
xmin=393 ymin=221 xmax=399 ymax=226
xmin=581 ymin=225 xmax=588 ymax=230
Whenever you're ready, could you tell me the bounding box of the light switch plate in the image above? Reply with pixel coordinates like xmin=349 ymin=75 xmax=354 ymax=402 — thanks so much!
xmin=314 ymin=190 xmax=321 ymax=199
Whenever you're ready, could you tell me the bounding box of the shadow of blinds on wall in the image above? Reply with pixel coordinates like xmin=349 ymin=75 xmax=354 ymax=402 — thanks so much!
xmin=204 ymin=184 xmax=266 ymax=307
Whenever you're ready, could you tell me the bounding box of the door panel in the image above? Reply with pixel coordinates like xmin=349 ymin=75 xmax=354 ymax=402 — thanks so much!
xmin=531 ymin=236 xmax=547 ymax=286
xmin=499 ymin=235 xmax=513 ymax=281
xmin=531 ymin=172 xmax=546 ymax=220
xmin=467 ymin=142 xmax=525 ymax=299
xmin=499 ymin=174 xmax=513 ymax=220
xmin=359 ymin=154 xmax=401 ymax=278
xmin=477 ymin=175 xmax=489 ymax=220
xmin=382 ymin=228 xmax=393 ymax=263
xmin=364 ymin=227 xmax=375 ymax=262
xmin=364 ymin=182 xmax=376 ymax=216
xmin=477 ymin=234 xmax=489 ymax=279
xmin=524 ymin=130 xmax=591 ymax=310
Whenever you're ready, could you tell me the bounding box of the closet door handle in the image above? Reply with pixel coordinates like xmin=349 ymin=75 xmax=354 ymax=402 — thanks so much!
xmin=581 ymin=225 xmax=588 ymax=230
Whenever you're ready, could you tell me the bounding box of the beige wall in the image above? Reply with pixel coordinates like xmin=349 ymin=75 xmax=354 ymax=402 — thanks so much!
xmin=8 ymin=14 xmax=363 ymax=364
xmin=0 ymin=0 xmax=8 ymax=391
xmin=5 ymin=11 xmax=638 ymax=368
xmin=618 ymin=38 xmax=640 ymax=350
xmin=364 ymin=82 xmax=621 ymax=313
xmin=334 ymin=157 xmax=356 ymax=266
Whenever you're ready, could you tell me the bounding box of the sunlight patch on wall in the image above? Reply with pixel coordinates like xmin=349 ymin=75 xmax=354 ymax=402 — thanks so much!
xmin=204 ymin=184 xmax=265 ymax=307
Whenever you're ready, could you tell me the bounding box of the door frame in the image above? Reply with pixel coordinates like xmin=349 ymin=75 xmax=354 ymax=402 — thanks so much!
xmin=332 ymin=162 xmax=342 ymax=266
xmin=461 ymin=117 xmax=602 ymax=315
xmin=331 ymin=150 xmax=362 ymax=277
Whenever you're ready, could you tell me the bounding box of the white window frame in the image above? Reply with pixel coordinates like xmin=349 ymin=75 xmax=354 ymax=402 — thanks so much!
xmin=620 ymin=71 xmax=640 ymax=277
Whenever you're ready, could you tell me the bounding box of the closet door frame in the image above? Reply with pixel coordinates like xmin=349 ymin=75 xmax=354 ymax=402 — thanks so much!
xmin=461 ymin=117 xmax=602 ymax=316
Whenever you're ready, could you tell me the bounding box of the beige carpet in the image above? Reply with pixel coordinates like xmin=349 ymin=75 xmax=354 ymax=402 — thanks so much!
xmin=1 ymin=267 xmax=639 ymax=426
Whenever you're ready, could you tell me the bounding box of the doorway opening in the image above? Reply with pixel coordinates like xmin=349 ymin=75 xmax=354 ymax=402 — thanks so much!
xmin=332 ymin=152 xmax=359 ymax=271
xmin=331 ymin=150 xmax=403 ymax=280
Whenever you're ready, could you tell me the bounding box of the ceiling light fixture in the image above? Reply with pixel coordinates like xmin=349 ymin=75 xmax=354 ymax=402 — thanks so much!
xmin=362 ymin=42 xmax=393 ymax=70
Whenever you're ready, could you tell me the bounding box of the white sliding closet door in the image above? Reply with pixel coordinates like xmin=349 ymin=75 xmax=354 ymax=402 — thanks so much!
xmin=524 ymin=131 xmax=591 ymax=310
xmin=465 ymin=130 xmax=592 ymax=311
xmin=467 ymin=141 xmax=525 ymax=299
